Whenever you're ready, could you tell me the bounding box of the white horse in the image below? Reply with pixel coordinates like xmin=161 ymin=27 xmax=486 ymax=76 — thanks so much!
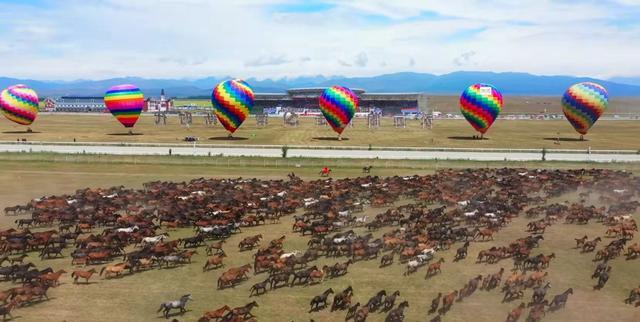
xmin=198 ymin=226 xmax=219 ymax=234
xmin=484 ymin=212 xmax=497 ymax=218
xmin=354 ymin=216 xmax=368 ymax=226
xmin=464 ymin=210 xmax=478 ymax=217
xmin=458 ymin=200 xmax=470 ymax=207
xmin=421 ymin=247 xmax=437 ymax=258
xmin=280 ymin=250 xmax=301 ymax=259
xmin=304 ymin=200 xmax=318 ymax=208
xmin=338 ymin=210 xmax=351 ymax=217
xmin=405 ymin=256 xmax=427 ymax=274
xmin=157 ymin=294 xmax=192 ymax=318
xmin=142 ymin=233 xmax=169 ymax=246
xmin=116 ymin=225 xmax=139 ymax=233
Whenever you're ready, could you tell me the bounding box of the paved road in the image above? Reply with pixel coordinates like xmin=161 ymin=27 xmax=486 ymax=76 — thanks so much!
xmin=1 ymin=143 xmax=639 ymax=163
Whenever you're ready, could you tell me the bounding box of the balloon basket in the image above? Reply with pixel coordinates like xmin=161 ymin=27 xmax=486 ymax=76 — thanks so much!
xmin=338 ymin=135 xmax=342 ymax=141
xmin=580 ymin=135 xmax=584 ymax=141
xmin=128 ymin=129 xmax=133 ymax=135
xmin=26 ymin=127 xmax=33 ymax=133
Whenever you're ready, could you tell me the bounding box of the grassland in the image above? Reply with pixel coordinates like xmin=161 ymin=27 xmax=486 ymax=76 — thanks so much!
xmin=0 ymin=159 xmax=639 ymax=321
xmin=1 ymin=114 xmax=639 ymax=150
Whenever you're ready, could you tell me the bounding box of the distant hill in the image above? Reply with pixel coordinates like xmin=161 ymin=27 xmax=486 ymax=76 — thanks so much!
xmin=609 ymin=76 xmax=640 ymax=86
xmin=1 ymin=71 xmax=639 ymax=97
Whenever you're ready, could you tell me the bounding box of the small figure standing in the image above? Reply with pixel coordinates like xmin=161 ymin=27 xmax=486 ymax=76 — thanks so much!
xmin=320 ymin=167 xmax=331 ymax=177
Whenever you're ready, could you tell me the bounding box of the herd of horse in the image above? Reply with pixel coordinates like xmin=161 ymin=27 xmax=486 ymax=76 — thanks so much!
xmin=0 ymin=167 xmax=638 ymax=321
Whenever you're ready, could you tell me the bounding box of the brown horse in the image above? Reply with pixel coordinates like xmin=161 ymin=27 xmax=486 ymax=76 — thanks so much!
xmin=71 ymin=268 xmax=97 ymax=284
xmin=0 ymin=289 xmax=15 ymax=304
xmin=0 ymin=300 xmax=18 ymax=319
xmin=200 ymin=305 xmax=230 ymax=321
xmin=100 ymin=263 xmax=129 ymax=279
xmin=440 ymin=290 xmax=458 ymax=314
xmin=308 ymin=265 xmax=328 ymax=285
xmin=582 ymin=237 xmax=601 ymax=252
xmin=203 ymin=254 xmax=227 ymax=271
xmin=205 ymin=240 xmax=225 ymax=256
xmin=39 ymin=269 xmax=67 ymax=286
xmin=575 ymin=235 xmax=588 ymax=248
xmin=426 ymin=258 xmax=445 ymax=278
xmin=475 ymin=228 xmax=496 ymax=241
xmin=230 ymin=301 xmax=259 ymax=320
xmin=506 ymin=302 xmax=525 ymax=322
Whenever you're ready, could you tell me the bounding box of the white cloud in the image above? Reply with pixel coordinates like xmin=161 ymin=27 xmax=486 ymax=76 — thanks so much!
xmin=0 ymin=0 xmax=638 ymax=79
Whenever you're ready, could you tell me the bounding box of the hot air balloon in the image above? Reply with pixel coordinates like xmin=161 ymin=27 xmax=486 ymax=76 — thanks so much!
xmin=459 ymin=83 xmax=504 ymax=138
xmin=0 ymin=84 xmax=39 ymax=131
xmin=561 ymin=82 xmax=608 ymax=140
xmin=211 ymin=79 xmax=254 ymax=136
xmin=104 ymin=84 xmax=144 ymax=133
xmin=318 ymin=86 xmax=359 ymax=140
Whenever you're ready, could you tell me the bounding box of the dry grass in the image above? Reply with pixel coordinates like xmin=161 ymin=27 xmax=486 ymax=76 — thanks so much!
xmin=175 ymin=96 xmax=640 ymax=115
xmin=0 ymin=161 xmax=639 ymax=321
xmin=1 ymin=114 xmax=640 ymax=150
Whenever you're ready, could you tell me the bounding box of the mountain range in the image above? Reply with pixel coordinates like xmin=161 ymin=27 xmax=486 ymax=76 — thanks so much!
xmin=1 ymin=71 xmax=638 ymax=97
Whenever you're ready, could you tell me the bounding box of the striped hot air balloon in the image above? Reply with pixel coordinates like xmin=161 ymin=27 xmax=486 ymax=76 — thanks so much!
xmin=211 ymin=79 xmax=254 ymax=134
xmin=104 ymin=84 xmax=144 ymax=128
xmin=561 ymin=82 xmax=608 ymax=137
xmin=0 ymin=84 xmax=39 ymax=126
xmin=318 ymin=86 xmax=359 ymax=137
xmin=459 ymin=83 xmax=504 ymax=136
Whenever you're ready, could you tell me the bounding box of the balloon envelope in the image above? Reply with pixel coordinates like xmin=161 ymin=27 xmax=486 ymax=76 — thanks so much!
xmin=211 ymin=79 xmax=254 ymax=134
xmin=0 ymin=84 xmax=39 ymax=126
xmin=318 ymin=86 xmax=359 ymax=135
xmin=561 ymin=82 xmax=608 ymax=135
xmin=459 ymin=83 xmax=503 ymax=134
xmin=104 ymin=84 xmax=144 ymax=128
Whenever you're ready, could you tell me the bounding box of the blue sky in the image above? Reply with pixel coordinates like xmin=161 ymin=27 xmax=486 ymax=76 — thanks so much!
xmin=0 ymin=0 xmax=639 ymax=80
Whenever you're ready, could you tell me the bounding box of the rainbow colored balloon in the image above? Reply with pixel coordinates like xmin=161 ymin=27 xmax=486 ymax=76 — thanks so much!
xmin=318 ymin=86 xmax=359 ymax=135
xmin=459 ymin=83 xmax=504 ymax=134
xmin=211 ymin=79 xmax=254 ymax=134
xmin=0 ymin=84 xmax=39 ymax=126
xmin=104 ymin=84 xmax=144 ymax=128
xmin=561 ymin=82 xmax=608 ymax=136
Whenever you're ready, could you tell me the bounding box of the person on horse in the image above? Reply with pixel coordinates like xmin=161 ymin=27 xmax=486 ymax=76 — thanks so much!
xmin=320 ymin=167 xmax=331 ymax=177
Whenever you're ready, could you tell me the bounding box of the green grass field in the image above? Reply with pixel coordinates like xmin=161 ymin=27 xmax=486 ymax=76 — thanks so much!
xmin=1 ymin=114 xmax=639 ymax=150
xmin=0 ymin=158 xmax=639 ymax=321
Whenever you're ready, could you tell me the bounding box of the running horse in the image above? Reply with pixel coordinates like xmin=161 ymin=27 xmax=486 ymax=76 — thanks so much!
xmin=199 ymin=305 xmax=230 ymax=322
xmin=157 ymin=294 xmax=193 ymax=319
xmin=309 ymin=288 xmax=334 ymax=312
xmin=71 ymin=268 xmax=97 ymax=284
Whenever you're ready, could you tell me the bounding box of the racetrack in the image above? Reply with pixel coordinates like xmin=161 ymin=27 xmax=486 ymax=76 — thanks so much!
xmin=2 ymin=142 xmax=640 ymax=162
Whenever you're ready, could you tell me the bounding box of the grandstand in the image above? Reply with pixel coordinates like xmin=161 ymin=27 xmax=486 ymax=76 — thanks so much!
xmin=52 ymin=96 xmax=106 ymax=112
xmin=257 ymin=88 xmax=428 ymax=116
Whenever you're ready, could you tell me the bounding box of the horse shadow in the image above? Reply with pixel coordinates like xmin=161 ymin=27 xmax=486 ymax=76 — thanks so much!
xmin=74 ymin=281 xmax=97 ymax=285
xmin=208 ymin=136 xmax=249 ymax=141
xmin=158 ymin=265 xmax=183 ymax=270
xmin=157 ymin=309 xmax=192 ymax=319
xmin=2 ymin=131 xmax=41 ymax=134
xmin=312 ymin=137 xmax=350 ymax=141
xmin=543 ymin=137 xmax=587 ymax=142
xmin=107 ymin=132 xmax=144 ymax=136
xmin=447 ymin=136 xmax=489 ymax=140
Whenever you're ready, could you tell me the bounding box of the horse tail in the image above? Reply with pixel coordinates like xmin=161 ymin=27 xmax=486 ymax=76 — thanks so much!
xmin=99 ymin=267 xmax=106 ymax=276
xmin=71 ymin=272 xmax=76 ymax=279
xmin=157 ymin=304 xmax=164 ymax=313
